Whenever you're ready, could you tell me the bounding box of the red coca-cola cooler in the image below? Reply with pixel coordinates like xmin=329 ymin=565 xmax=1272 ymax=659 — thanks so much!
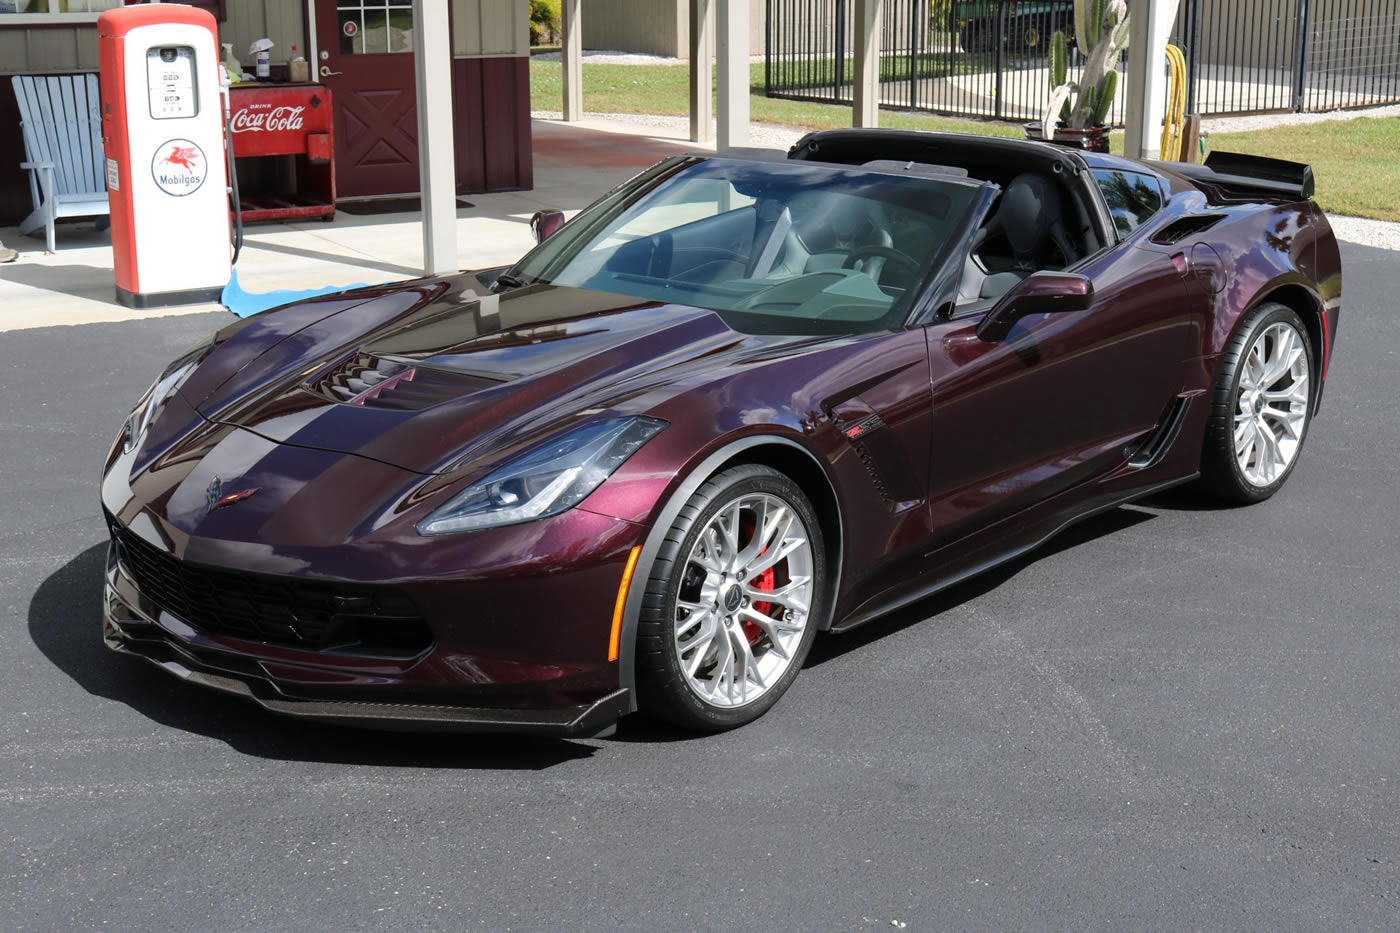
xmin=229 ymin=83 xmax=335 ymax=222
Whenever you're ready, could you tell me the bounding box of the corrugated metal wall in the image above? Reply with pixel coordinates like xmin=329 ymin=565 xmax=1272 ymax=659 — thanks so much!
xmin=581 ymin=0 xmax=766 ymax=58
xmin=452 ymin=0 xmax=529 ymax=58
xmin=0 ymin=26 xmax=100 ymax=74
xmin=222 ymin=0 xmax=306 ymax=65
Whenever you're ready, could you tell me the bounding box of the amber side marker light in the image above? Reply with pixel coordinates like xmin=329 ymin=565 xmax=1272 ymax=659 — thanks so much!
xmin=609 ymin=545 xmax=642 ymax=662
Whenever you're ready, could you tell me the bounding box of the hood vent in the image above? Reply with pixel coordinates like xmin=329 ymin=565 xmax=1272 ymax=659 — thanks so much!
xmin=311 ymin=353 xmax=501 ymax=411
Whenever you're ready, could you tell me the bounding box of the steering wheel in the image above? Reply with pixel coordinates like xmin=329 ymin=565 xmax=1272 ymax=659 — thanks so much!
xmin=840 ymin=245 xmax=921 ymax=280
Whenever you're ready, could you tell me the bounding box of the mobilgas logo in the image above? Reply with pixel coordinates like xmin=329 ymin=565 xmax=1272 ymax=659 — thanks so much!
xmin=151 ymin=138 xmax=208 ymax=197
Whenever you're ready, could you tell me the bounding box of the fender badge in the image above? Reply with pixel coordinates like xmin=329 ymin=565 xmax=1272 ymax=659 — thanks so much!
xmin=842 ymin=413 xmax=885 ymax=440
xmin=206 ymin=477 xmax=261 ymax=514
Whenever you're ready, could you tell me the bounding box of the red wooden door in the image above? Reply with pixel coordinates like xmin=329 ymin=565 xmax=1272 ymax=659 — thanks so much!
xmin=315 ymin=0 xmax=420 ymax=197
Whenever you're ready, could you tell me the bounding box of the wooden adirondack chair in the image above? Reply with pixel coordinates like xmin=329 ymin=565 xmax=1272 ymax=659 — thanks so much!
xmin=12 ymin=74 xmax=111 ymax=253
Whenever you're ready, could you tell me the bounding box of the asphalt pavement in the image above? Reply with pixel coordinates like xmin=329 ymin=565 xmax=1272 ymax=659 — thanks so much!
xmin=3 ymin=243 xmax=1398 ymax=931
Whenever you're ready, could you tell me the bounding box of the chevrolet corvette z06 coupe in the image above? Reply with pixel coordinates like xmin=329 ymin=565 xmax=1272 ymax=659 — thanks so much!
xmin=102 ymin=130 xmax=1340 ymax=734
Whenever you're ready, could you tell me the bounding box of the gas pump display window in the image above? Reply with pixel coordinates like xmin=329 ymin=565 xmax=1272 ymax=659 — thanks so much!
xmin=146 ymin=46 xmax=198 ymax=120
xmin=337 ymin=1 xmax=415 ymax=55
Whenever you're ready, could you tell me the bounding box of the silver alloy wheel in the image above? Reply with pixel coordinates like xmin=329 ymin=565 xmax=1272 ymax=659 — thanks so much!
xmin=671 ymin=492 xmax=814 ymax=708
xmin=1234 ymin=320 xmax=1310 ymax=487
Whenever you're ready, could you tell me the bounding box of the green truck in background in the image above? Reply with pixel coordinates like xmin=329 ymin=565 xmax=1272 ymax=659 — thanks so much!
xmin=947 ymin=0 xmax=1076 ymax=54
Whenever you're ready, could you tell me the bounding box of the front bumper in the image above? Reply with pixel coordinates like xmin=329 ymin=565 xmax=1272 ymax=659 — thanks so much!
xmin=104 ymin=574 xmax=630 ymax=735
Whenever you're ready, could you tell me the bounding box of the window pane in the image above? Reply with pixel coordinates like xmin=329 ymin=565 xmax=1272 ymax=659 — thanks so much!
xmin=1093 ymin=170 xmax=1163 ymax=237
xmin=335 ymin=2 xmax=414 ymax=55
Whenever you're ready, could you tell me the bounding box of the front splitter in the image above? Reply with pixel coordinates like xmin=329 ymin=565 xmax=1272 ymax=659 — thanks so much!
xmin=103 ymin=585 xmax=629 ymax=737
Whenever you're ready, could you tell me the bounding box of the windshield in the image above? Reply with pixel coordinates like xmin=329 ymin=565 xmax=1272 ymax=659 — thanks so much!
xmin=508 ymin=157 xmax=982 ymax=335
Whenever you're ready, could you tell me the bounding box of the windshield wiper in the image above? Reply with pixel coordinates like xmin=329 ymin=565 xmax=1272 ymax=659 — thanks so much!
xmin=492 ymin=272 xmax=533 ymax=292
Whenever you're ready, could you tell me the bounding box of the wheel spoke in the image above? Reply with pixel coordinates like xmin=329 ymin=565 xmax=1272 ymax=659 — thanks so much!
xmin=1233 ymin=414 xmax=1253 ymax=451
xmin=746 ymin=534 xmax=804 ymax=579
xmin=705 ymin=629 xmax=735 ymax=697
xmin=1261 ymin=407 xmax=1301 ymax=439
xmin=1259 ymin=327 xmax=1295 ymax=387
xmin=746 ymin=576 xmax=810 ymax=614
xmin=741 ymin=604 xmax=802 ymax=635
xmin=1256 ymin=422 xmax=1281 ymax=481
xmin=1244 ymin=346 xmax=1266 ymax=389
xmin=733 ymin=628 xmax=765 ymax=698
xmin=1237 ymin=421 xmax=1257 ymax=470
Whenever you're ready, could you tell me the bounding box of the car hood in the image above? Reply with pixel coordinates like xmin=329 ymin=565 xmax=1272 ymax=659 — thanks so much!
xmin=184 ymin=277 xmax=788 ymax=476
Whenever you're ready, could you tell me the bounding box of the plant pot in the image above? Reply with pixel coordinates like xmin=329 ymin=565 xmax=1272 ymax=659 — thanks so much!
xmin=1023 ymin=122 xmax=1111 ymax=154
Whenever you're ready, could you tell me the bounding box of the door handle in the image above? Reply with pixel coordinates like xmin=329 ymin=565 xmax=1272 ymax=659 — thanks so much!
xmin=319 ymin=65 xmax=342 ymax=77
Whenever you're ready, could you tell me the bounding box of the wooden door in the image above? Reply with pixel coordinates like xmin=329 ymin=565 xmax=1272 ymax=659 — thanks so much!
xmin=315 ymin=0 xmax=420 ymax=197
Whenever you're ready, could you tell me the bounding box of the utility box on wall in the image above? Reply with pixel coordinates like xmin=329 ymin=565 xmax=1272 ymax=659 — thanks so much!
xmin=99 ymin=5 xmax=231 ymax=308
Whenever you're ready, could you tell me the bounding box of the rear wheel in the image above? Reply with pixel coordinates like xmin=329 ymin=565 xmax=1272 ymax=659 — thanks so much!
xmin=636 ymin=465 xmax=824 ymax=731
xmin=1200 ymin=303 xmax=1315 ymax=502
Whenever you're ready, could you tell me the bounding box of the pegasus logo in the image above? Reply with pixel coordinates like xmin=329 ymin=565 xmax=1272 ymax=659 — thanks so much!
xmin=206 ymin=477 xmax=260 ymax=514
xmin=162 ymin=145 xmax=200 ymax=172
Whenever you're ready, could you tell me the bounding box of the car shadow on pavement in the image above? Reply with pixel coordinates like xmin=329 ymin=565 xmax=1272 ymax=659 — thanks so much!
xmin=805 ymin=505 xmax=1158 ymax=667
xmin=28 ymin=543 xmax=599 ymax=769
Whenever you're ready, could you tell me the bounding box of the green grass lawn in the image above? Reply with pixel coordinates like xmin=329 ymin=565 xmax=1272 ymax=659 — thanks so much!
xmin=1208 ymin=117 xmax=1400 ymax=223
xmin=529 ymin=58 xmax=1398 ymax=221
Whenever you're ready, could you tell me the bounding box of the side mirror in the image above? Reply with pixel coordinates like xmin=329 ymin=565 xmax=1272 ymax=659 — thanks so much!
xmin=530 ymin=209 xmax=566 ymax=243
xmin=975 ymin=271 xmax=1094 ymax=342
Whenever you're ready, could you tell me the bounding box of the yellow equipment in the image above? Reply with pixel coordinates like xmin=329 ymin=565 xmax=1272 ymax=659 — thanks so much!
xmin=1161 ymin=43 xmax=1189 ymax=161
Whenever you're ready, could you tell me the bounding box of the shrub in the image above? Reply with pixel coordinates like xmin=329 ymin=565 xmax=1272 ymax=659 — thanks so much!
xmin=530 ymin=0 xmax=561 ymax=46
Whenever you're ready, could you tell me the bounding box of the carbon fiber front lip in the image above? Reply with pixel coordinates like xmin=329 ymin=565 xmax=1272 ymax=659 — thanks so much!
xmin=103 ymin=582 xmax=629 ymax=736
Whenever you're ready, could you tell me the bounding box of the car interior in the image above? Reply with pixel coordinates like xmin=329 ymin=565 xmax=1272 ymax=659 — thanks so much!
xmin=786 ymin=133 xmax=1112 ymax=314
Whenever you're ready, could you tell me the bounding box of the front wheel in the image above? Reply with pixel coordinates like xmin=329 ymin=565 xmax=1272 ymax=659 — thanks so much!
xmin=635 ymin=464 xmax=825 ymax=731
xmin=1200 ymin=302 xmax=1315 ymax=502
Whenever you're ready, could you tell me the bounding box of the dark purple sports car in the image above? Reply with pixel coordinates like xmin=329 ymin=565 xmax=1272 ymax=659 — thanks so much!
xmin=102 ymin=130 xmax=1341 ymax=735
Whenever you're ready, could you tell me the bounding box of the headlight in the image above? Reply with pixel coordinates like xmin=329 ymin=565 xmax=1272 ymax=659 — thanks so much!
xmin=122 ymin=342 xmax=210 ymax=453
xmin=416 ymin=416 xmax=667 ymax=535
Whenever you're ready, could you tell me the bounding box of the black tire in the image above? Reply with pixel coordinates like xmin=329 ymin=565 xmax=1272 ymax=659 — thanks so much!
xmin=1199 ymin=302 xmax=1316 ymax=503
xmin=635 ymin=464 xmax=826 ymax=731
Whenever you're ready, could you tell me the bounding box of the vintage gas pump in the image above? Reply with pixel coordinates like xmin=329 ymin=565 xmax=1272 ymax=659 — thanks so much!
xmin=99 ymin=5 xmax=231 ymax=308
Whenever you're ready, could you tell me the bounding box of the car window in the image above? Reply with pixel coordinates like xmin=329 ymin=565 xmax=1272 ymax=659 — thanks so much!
xmin=510 ymin=157 xmax=983 ymax=336
xmin=1093 ymin=170 xmax=1163 ymax=237
xmin=601 ymin=178 xmax=756 ymax=246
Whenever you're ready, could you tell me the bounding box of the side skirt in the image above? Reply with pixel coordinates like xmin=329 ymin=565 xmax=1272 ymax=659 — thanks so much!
xmin=829 ymin=472 xmax=1199 ymax=634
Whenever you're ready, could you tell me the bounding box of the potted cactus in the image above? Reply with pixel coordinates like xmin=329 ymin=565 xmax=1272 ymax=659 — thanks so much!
xmin=1025 ymin=0 xmax=1131 ymax=153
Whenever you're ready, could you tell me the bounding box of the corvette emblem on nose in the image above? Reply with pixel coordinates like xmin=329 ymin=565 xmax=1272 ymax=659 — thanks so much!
xmin=206 ymin=477 xmax=260 ymax=514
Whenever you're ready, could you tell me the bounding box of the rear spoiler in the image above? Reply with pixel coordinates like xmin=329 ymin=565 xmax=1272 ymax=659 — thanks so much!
xmin=1158 ymin=151 xmax=1315 ymax=201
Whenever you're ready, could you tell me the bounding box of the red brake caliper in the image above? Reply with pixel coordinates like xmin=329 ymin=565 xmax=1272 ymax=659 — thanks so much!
xmin=740 ymin=515 xmax=776 ymax=646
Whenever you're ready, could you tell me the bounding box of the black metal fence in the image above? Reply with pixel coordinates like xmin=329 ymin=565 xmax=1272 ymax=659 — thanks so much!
xmin=764 ymin=0 xmax=1400 ymax=124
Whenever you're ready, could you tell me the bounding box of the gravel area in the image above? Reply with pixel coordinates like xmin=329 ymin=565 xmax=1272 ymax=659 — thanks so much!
xmin=1326 ymin=214 xmax=1400 ymax=252
xmin=1203 ymin=102 xmax=1400 ymax=134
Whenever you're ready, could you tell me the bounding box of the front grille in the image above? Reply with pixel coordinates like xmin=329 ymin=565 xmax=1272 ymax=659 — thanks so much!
xmin=108 ymin=517 xmax=432 ymax=657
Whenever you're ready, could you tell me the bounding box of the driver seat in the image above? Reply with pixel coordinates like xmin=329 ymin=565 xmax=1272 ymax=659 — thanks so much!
xmin=959 ymin=172 xmax=1077 ymax=302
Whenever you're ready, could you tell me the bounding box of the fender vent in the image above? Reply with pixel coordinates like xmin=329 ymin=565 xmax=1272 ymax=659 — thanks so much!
xmin=1129 ymin=395 xmax=1193 ymax=469
xmin=852 ymin=441 xmax=892 ymax=503
xmin=1150 ymin=214 xmax=1225 ymax=245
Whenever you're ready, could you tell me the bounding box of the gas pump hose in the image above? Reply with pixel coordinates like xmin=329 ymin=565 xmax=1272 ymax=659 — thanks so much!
xmin=224 ymin=96 xmax=244 ymax=266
